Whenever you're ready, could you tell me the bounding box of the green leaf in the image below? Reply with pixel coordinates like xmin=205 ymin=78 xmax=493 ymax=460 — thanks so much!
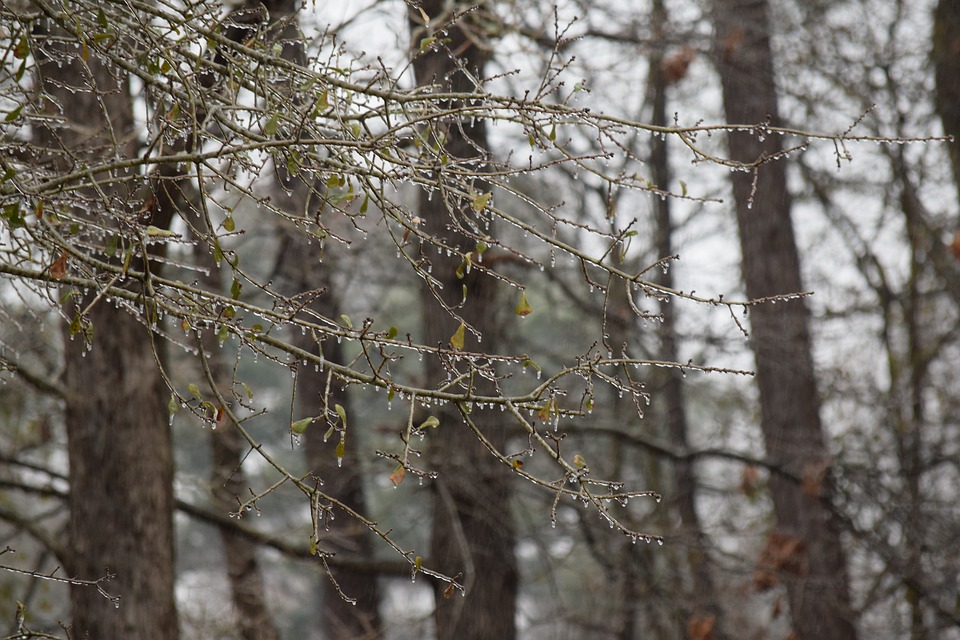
xmin=145 ymin=225 xmax=176 ymax=237
xmin=471 ymin=191 xmax=491 ymax=213
xmin=223 ymin=215 xmax=235 ymax=232
xmin=323 ymin=425 xmax=336 ymax=442
xmin=213 ymin=240 xmax=224 ymax=266
xmin=456 ymin=252 xmax=472 ymax=279
xmin=263 ymin=113 xmax=279 ymax=136
xmin=230 ymin=278 xmax=242 ymax=300
xmin=188 ymin=383 xmax=202 ymax=399
xmin=222 ymin=306 xmax=236 ymax=319
xmin=217 ymin=325 xmax=229 ymax=345
xmin=419 ymin=416 xmax=440 ymax=429
xmin=573 ymin=454 xmax=587 ymax=468
xmin=105 ymin=234 xmax=119 ymax=258
xmin=475 ymin=240 xmax=488 ymax=256
xmin=360 ymin=194 xmax=369 ymax=213
xmin=680 ymin=180 xmax=688 ymax=197
xmin=387 ymin=325 xmax=398 ymax=339
xmin=168 ymin=394 xmax=179 ymax=415
xmin=97 ymin=7 xmax=109 ymax=28
xmin=13 ymin=34 xmax=29 ymax=59
xmin=5 ymin=105 xmax=23 ymax=122
xmin=1 ymin=167 xmax=15 ymax=183
xmin=340 ymin=314 xmax=353 ymax=329
xmin=450 ymin=322 xmax=465 ymax=350
xmin=419 ymin=36 xmax=437 ymax=52
xmin=335 ymin=439 xmax=345 ymax=460
xmin=515 ymin=290 xmax=533 ymax=317
xmin=523 ymin=358 xmax=541 ymax=375
xmin=291 ymin=417 xmax=313 ymax=435
xmin=548 ymin=124 xmax=557 ymax=141
xmin=334 ymin=404 xmax=348 ymax=426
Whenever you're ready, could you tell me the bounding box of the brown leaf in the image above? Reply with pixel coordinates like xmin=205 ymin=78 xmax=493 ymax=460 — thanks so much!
xmin=442 ymin=582 xmax=457 ymax=599
xmin=50 ymin=251 xmax=68 ymax=279
xmin=686 ymin=613 xmax=715 ymax=640
xmin=801 ymin=460 xmax=829 ymax=497
xmin=753 ymin=567 xmax=779 ymax=592
xmin=389 ymin=464 xmax=406 ymax=487
xmin=663 ymin=45 xmax=696 ymax=85
xmin=755 ymin=531 xmax=807 ymax=592
xmin=739 ymin=464 xmax=761 ymax=496
xmin=950 ymin=230 xmax=960 ymax=260
xmin=721 ymin=27 xmax=745 ymax=62
xmin=771 ymin=594 xmax=784 ymax=619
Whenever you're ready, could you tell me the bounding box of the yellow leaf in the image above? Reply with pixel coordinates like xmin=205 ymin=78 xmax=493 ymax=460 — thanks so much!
xmin=450 ymin=322 xmax=465 ymax=350
xmin=515 ymin=290 xmax=533 ymax=317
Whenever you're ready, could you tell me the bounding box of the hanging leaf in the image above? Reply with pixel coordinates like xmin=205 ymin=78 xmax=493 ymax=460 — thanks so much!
xmin=223 ymin=215 xmax=236 ymax=232
xmin=419 ymin=416 xmax=440 ymax=429
xmin=538 ymin=398 xmax=553 ymax=423
xmin=442 ymin=583 xmax=457 ymax=599
xmin=450 ymin=322 xmax=465 ymax=350
xmin=515 ymin=290 xmax=533 ymax=317
xmin=263 ymin=113 xmax=279 ymax=136
xmin=49 ymin=252 xmax=68 ymax=279
xmin=14 ymin=34 xmax=29 ymax=59
xmin=291 ymin=417 xmax=313 ymax=435
xmin=230 ymin=278 xmax=242 ymax=299
xmin=390 ymin=464 xmax=406 ymax=486
xmin=335 ymin=439 xmax=345 ymax=460
xmin=471 ymin=191 xmax=491 ymax=212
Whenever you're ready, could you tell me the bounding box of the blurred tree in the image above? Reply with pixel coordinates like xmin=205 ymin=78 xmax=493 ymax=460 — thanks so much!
xmin=710 ymin=1 xmax=857 ymax=638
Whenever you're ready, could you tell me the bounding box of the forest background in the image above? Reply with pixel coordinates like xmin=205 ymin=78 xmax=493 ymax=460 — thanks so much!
xmin=1 ymin=0 xmax=958 ymax=639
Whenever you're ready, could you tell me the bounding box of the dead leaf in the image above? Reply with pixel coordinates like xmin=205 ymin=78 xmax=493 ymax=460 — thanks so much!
xmin=50 ymin=251 xmax=68 ymax=279
xmin=754 ymin=531 xmax=807 ymax=592
xmin=801 ymin=460 xmax=829 ymax=497
xmin=739 ymin=464 xmax=761 ymax=496
xmin=389 ymin=464 xmax=406 ymax=487
xmin=663 ymin=45 xmax=696 ymax=85
xmin=721 ymin=27 xmax=745 ymax=62
xmin=686 ymin=613 xmax=715 ymax=640
xmin=950 ymin=230 xmax=960 ymax=260
xmin=442 ymin=582 xmax=457 ymax=599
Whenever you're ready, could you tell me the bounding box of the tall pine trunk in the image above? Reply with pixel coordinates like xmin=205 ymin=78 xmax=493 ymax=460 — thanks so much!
xmin=410 ymin=3 xmax=518 ymax=638
xmin=710 ymin=2 xmax=857 ymax=638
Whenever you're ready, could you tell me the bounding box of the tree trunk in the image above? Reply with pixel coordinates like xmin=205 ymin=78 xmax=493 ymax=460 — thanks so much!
xmin=272 ymin=227 xmax=383 ymax=639
xmin=410 ymin=3 xmax=518 ymax=638
xmin=34 ymin=22 xmax=178 ymax=639
xmin=709 ymin=2 xmax=857 ymax=639
xmin=255 ymin=2 xmax=382 ymax=635
xmin=934 ymin=0 xmax=960 ymax=191
xmin=648 ymin=3 xmax=725 ymax=636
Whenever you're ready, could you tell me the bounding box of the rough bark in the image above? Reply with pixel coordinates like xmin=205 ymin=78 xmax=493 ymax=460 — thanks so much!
xmin=33 ymin=21 xmax=178 ymax=640
xmin=709 ymin=2 xmax=857 ymax=639
xmin=410 ymin=3 xmax=518 ymax=638
xmin=933 ymin=0 xmax=960 ymax=190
